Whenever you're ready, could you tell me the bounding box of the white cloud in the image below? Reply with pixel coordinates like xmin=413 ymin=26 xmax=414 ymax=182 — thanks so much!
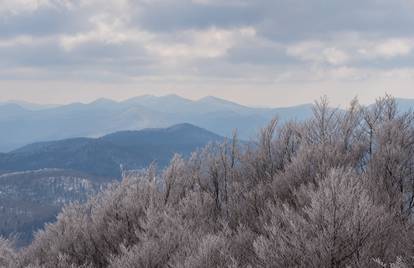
xmin=286 ymin=41 xmax=349 ymax=65
xmin=287 ymin=35 xmax=414 ymax=68
xmin=146 ymin=27 xmax=256 ymax=61
xmin=191 ymin=0 xmax=250 ymax=6
xmin=0 ymin=0 xmax=51 ymax=15
xmin=59 ymin=13 xmax=152 ymax=51
xmin=322 ymin=48 xmax=349 ymax=65
xmin=60 ymin=21 xmax=257 ymax=66
xmin=0 ymin=35 xmax=53 ymax=50
xmin=368 ymin=39 xmax=413 ymax=59
xmin=0 ymin=35 xmax=34 ymax=47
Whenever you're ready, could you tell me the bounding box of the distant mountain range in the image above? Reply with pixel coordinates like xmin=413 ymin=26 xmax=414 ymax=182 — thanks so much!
xmin=0 ymin=95 xmax=314 ymax=152
xmin=0 ymin=123 xmax=224 ymax=179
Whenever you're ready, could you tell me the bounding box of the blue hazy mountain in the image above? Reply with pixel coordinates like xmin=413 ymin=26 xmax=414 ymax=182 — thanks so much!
xmin=0 ymin=100 xmax=58 ymax=111
xmin=396 ymin=98 xmax=414 ymax=113
xmin=0 ymin=95 xmax=313 ymax=152
xmin=0 ymin=123 xmax=224 ymax=178
xmin=2 ymin=95 xmax=413 ymax=153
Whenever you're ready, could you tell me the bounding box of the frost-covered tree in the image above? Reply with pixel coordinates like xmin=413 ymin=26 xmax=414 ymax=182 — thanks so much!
xmin=0 ymin=237 xmax=16 ymax=267
xmin=254 ymin=169 xmax=393 ymax=268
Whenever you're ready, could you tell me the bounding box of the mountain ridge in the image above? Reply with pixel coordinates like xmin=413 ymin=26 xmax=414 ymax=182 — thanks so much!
xmin=0 ymin=123 xmax=224 ymax=179
xmin=2 ymin=95 xmax=413 ymax=152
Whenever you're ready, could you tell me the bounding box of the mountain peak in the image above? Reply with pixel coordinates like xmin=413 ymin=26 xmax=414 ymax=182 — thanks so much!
xmin=1 ymin=100 xmax=57 ymax=111
xmin=90 ymin=98 xmax=117 ymax=105
xmin=126 ymin=94 xmax=189 ymax=101
xmin=6 ymin=124 xmax=224 ymax=177
xmin=162 ymin=93 xmax=186 ymax=99
xmin=0 ymin=103 xmax=28 ymax=113
xmin=197 ymin=96 xmax=250 ymax=111
xmin=198 ymin=96 xmax=227 ymax=103
xmin=165 ymin=123 xmax=202 ymax=132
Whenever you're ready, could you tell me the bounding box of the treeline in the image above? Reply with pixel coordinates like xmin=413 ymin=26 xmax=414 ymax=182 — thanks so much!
xmin=2 ymin=96 xmax=414 ymax=267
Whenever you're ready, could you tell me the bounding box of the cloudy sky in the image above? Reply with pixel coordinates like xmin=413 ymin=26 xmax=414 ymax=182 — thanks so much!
xmin=1 ymin=0 xmax=414 ymax=107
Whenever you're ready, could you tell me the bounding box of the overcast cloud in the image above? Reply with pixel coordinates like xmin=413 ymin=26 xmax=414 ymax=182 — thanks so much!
xmin=1 ymin=0 xmax=414 ymax=106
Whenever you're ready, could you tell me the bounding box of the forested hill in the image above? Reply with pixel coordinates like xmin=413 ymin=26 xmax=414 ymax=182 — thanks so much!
xmin=0 ymin=123 xmax=224 ymax=179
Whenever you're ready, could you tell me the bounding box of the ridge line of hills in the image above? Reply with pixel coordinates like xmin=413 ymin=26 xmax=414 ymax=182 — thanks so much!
xmin=2 ymin=95 xmax=413 ymax=153
xmin=0 ymin=123 xmax=224 ymax=179
xmin=0 ymin=94 xmax=315 ymax=152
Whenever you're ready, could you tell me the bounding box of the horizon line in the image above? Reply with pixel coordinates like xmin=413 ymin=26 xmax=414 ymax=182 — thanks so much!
xmin=1 ymin=93 xmax=316 ymax=110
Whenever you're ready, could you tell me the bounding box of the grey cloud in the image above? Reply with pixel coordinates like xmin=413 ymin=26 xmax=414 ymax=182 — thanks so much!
xmin=1 ymin=0 xmax=414 ymax=85
xmin=256 ymin=0 xmax=414 ymax=41
xmin=130 ymin=1 xmax=261 ymax=32
xmin=123 ymin=0 xmax=414 ymax=42
xmin=3 ymin=0 xmax=414 ymax=41
xmin=225 ymin=41 xmax=297 ymax=65
xmin=0 ymin=37 xmax=155 ymax=81
xmin=0 ymin=41 xmax=70 ymax=68
xmin=0 ymin=7 xmax=89 ymax=38
xmin=353 ymin=54 xmax=414 ymax=70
